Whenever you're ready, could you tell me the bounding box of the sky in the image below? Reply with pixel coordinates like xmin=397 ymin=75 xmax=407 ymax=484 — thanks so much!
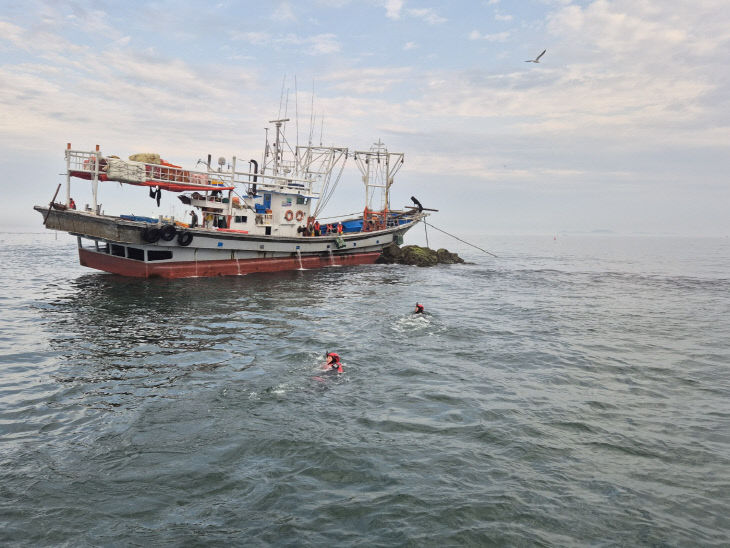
xmin=1 ymin=0 xmax=729 ymax=235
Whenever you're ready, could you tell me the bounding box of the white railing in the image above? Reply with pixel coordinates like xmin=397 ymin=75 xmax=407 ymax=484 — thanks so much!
xmin=67 ymin=148 xmax=322 ymax=196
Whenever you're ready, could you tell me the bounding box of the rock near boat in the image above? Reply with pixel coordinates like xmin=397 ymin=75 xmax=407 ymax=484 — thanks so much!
xmin=376 ymin=244 xmax=464 ymax=266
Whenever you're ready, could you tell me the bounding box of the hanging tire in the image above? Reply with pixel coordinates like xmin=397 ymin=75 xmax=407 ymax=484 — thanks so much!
xmin=160 ymin=224 xmax=177 ymax=241
xmin=141 ymin=226 xmax=161 ymax=243
xmin=177 ymin=230 xmax=193 ymax=246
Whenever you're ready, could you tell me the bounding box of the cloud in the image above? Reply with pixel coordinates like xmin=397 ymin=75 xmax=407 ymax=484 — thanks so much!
xmin=307 ymin=33 xmax=341 ymax=54
xmin=383 ymin=0 xmax=404 ymax=20
xmin=377 ymin=3 xmax=445 ymax=24
xmin=407 ymin=8 xmax=446 ymax=25
xmin=404 ymin=64 xmax=715 ymax=140
xmin=272 ymin=2 xmax=296 ymax=21
xmin=112 ymin=35 xmax=132 ymax=47
xmin=403 ymin=41 xmax=417 ymax=50
xmin=232 ymin=31 xmax=341 ymax=54
xmin=469 ymin=30 xmax=510 ymax=42
xmin=541 ymin=0 xmax=730 ymax=136
xmin=0 ymin=20 xmax=26 ymax=49
xmin=0 ymin=23 xmax=262 ymax=157
xmin=233 ymin=31 xmax=268 ymax=45
xmin=315 ymin=0 xmax=351 ymax=6
xmin=494 ymin=11 xmax=512 ymax=22
xmin=545 ymin=1 xmax=719 ymax=61
xmin=321 ymin=67 xmax=412 ymax=94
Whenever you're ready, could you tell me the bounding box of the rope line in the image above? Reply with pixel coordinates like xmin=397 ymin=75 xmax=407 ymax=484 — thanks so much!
xmin=423 ymin=221 xmax=498 ymax=257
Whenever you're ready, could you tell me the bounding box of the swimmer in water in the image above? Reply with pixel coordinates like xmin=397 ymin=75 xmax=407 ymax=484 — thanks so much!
xmin=414 ymin=303 xmax=425 ymax=314
xmin=322 ymin=352 xmax=344 ymax=373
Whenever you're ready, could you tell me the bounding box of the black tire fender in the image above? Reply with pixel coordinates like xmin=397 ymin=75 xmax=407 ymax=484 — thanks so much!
xmin=160 ymin=224 xmax=177 ymax=241
xmin=177 ymin=230 xmax=193 ymax=247
xmin=141 ymin=226 xmax=161 ymax=243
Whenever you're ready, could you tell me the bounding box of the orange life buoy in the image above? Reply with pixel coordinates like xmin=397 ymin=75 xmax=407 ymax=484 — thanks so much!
xmin=295 ymin=210 xmax=305 ymax=222
xmin=284 ymin=210 xmax=294 ymax=222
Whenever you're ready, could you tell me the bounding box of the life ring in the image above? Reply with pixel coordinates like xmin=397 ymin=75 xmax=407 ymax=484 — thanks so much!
xmin=295 ymin=210 xmax=305 ymax=222
xmin=284 ymin=210 xmax=294 ymax=222
xmin=141 ymin=226 xmax=160 ymax=243
xmin=160 ymin=224 xmax=177 ymax=241
xmin=177 ymin=230 xmax=193 ymax=246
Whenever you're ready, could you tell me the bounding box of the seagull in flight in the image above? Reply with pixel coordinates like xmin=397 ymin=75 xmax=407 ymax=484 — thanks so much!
xmin=525 ymin=49 xmax=546 ymax=63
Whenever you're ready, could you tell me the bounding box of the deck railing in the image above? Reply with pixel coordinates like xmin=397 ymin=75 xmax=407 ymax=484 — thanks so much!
xmin=66 ymin=148 xmax=322 ymax=196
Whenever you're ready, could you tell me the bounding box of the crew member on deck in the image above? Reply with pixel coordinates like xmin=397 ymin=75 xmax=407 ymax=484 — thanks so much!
xmin=69 ymin=198 xmax=76 ymax=210
xmin=314 ymin=220 xmax=321 ymax=236
xmin=322 ymin=352 xmax=343 ymax=373
xmin=414 ymin=303 xmax=425 ymax=314
xmin=189 ymin=210 xmax=198 ymax=228
xmin=337 ymin=221 xmax=343 ymax=234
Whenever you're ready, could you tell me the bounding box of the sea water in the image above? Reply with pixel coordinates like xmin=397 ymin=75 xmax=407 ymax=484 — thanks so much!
xmin=0 ymin=232 xmax=728 ymax=545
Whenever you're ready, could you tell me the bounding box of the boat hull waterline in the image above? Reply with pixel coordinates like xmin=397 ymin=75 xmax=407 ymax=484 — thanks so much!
xmin=78 ymin=248 xmax=382 ymax=278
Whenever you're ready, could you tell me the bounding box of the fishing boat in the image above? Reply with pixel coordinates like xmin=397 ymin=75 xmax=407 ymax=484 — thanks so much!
xmin=34 ymin=118 xmax=429 ymax=278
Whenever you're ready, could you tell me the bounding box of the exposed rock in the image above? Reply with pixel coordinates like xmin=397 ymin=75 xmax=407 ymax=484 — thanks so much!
xmin=377 ymin=244 xmax=464 ymax=266
xmin=379 ymin=243 xmax=402 ymax=263
xmin=436 ymin=248 xmax=463 ymax=264
xmin=400 ymin=245 xmax=439 ymax=266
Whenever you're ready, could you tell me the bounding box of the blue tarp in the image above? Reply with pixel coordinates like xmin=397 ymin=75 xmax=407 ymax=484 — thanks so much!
xmin=341 ymin=219 xmax=363 ymax=233
xmin=120 ymin=215 xmax=159 ymax=223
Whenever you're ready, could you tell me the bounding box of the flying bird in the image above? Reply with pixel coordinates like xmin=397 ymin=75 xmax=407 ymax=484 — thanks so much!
xmin=525 ymin=49 xmax=546 ymax=63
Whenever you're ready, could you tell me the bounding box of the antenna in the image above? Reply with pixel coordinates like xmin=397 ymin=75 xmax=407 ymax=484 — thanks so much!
xmin=309 ymin=80 xmax=316 ymax=146
xmin=278 ymin=75 xmax=286 ymax=119
xmin=295 ymin=75 xmax=299 ymax=151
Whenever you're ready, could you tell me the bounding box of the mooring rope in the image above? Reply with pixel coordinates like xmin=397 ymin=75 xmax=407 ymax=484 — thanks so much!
xmin=423 ymin=221 xmax=498 ymax=258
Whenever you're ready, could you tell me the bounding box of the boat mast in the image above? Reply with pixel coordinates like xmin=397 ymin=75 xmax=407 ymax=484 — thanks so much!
xmin=269 ymin=118 xmax=289 ymax=177
xmin=354 ymin=141 xmax=403 ymax=227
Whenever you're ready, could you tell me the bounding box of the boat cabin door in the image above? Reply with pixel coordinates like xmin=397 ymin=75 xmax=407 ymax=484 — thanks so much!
xmin=263 ymin=193 xmax=272 ymax=210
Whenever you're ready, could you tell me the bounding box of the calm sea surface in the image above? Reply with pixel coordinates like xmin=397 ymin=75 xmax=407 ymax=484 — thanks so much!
xmin=0 ymin=232 xmax=728 ymax=546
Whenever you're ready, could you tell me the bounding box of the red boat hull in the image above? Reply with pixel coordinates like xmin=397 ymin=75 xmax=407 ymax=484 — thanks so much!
xmin=78 ymin=248 xmax=381 ymax=278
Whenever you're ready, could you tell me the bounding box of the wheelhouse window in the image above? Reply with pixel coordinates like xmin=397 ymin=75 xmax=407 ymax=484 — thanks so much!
xmin=111 ymin=244 xmax=125 ymax=257
xmin=234 ymin=215 xmax=248 ymax=223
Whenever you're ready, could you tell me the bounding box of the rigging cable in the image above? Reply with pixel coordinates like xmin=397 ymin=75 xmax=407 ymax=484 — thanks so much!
xmin=316 ymin=211 xmax=360 ymax=220
xmin=313 ymin=156 xmax=347 ymax=218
